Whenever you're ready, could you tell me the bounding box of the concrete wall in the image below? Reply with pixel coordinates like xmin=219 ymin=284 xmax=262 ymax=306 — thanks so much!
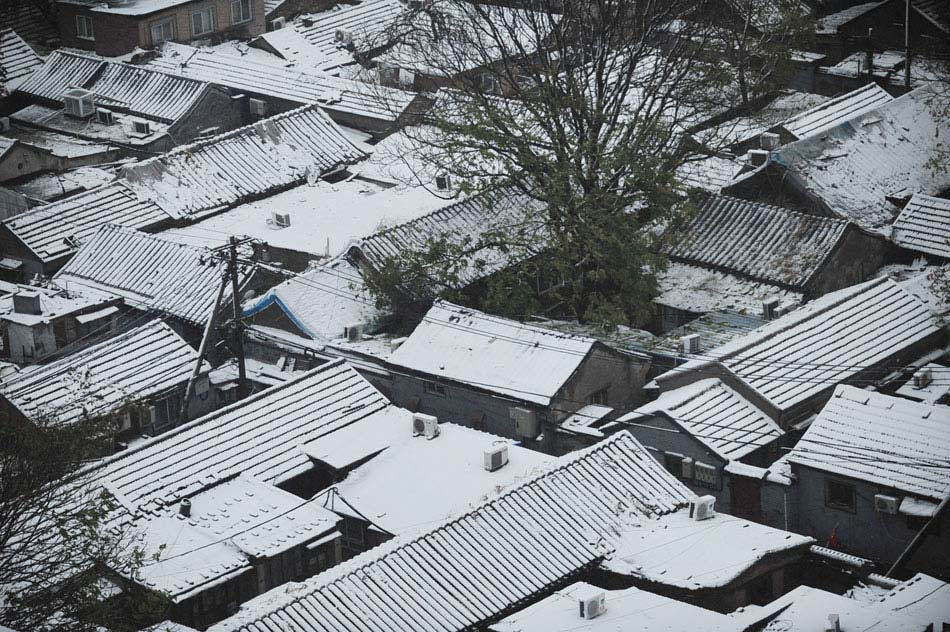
xmin=805 ymin=226 xmax=892 ymax=299
xmin=168 ymin=85 xmax=245 ymax=144
xmin=0 ymin=143 xmax=61 ymax=183
xmin=5 ymin=321 xmax=54 ymax=362
xmin=553 ymin=345 xmax=650 ymax=420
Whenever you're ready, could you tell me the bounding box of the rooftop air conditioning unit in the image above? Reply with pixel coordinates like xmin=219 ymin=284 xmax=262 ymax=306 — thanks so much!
xmin=132 ymin=118 xmax=151 ymax=135
xmin=748 ymin=149 xmax=770 ymax=167
xmin=249 ymin=97 xmax=267 ymax=118
xmin=681 ymin=456 xmax=694 ymax=479
xmin=271 ymin=211 xmax=291 ymax=228
xmin=510 ymin=407 xmax=540 ymax=440
xmin=913 ymin=367 xmax=933 ymax=389
xmin=760 ymin=132 xmax=781 ymax=151
xmin=96 ymin=108 xmax=115 ymax=125
xmin=13 ymin=291 xmax=42 ymax=315
xmin=63 ymin=88 xmax=95 ymax=118
xmin=1 ymin=116 xmax=12 ymax=132
xmin=271 ymin=16 xmax=286 ymax=30
xmin=873 ymin=494 xmax=899 ymax=514
xmin=412 ymin=413 xmax=439 ymax=439
xmin=762 ymin=297 xmax=781 ymax=320
xmin=578 ymin=591 xmax=606 ymax=620
xmin=483 ymin=444 xmax=509 ymax=472
xmin=680 ymin=333 xmax=701 ymax=355
xmin=688 ymin=495 xmax=716 ymax=521
xmin=335 ymin=28 xmax=353 ymax=45
xmin=344 ymin=322 xmax=363 ymax=342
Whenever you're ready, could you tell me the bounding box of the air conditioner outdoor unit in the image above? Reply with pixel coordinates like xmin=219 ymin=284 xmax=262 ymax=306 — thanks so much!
xmin=873 ymin=494 xmax=899 ymax=514
xmin=688 ymin=495 xmax=716 ymax=521
xmin=694 ymin=461 xmax=718 ymax=486
xmin=483 ymin=444 xmax=509 ymax=472
xmin=762 ymin=297 xmax=781 ymax=320
xmin=412 ymin=413 xmax=439 ymax=439
xmin=344 ymin=322 xmax=363 ymax=342
xmin=96 ymin=108 xmax=114 ymax=125
xmin=398 ymin=68 xmax=415 ymax=87
xmin=510 ymin=407 xmax=540 ymax=439
xmin=132 ymin=118 xmax=151 ymax=135
xmin=63 ymin=88 xmax=95 ymax=118
xmin=249 ymin=97 xmax=267 ymax=118
xmin=335 ymin=28 xmax=353 ymax=45
xmin=271 ymin=211 xmax=291 ymax=228
xmin=680 ymin=333 xmax=701 ymax=355
xmin=117 ymin=411 xmax=132 ymax=431
xmin=271 ymin=16 xmax=286 ymax=30
xmin=913 ymin=367 xmax=933 ymax=389
xmin=435 ymin=173 xmax=452 ymax=191
xmin=578 ymin=591 xmax=606 ymax=620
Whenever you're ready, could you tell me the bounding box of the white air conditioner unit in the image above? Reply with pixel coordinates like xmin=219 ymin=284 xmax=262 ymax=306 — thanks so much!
xmin=681 ymin=456 xmax=694 ymax=479
xmin=249 ymin=97 xmax=267 ymax=118
xmin=117 ymin=411 xmax=132 ymax=431
xmin=335 ymin=28 xmax=353 ymax=45
xmin=688 ymin=495 xmax=716 ymax=521
xmin=873 ymin=494 xmax=899 ymax=514
xmin=63 ymin=88 xmax=95 ymax=118
xmin=578 ymin=591 xmax=606 ymax=620
xmin=132 ymin=118 xmax=151 ymax=135
xmin=760 ymin=132 xmax=781 ymax=151
xmin=96 ymin=108 xmax=114 ymax=125
xmin=510 ymin=407 xmax=540 ymax=439
xmin=913 ymin=367 xmax=933 ymax=389
xmin=147 ymin=404 xmax=159 ymax=425
xmin=271 ymin=211 xmax=291 ymax=228
xmin=270 ymin=16 xmax=286 ymax=30
xmin=344 ymin=322 xmax=363 ymax=342
xmin=762 ymin=297 xmax=781 ymax=320
xmin=694 ymin=461 xmax=718 ymax=487
xmin=483 ymin=444 xmax=509 ymax=472
xmin=680 ymin=333 xmax=700 ymax=355
xmin=412 ymin=413 xmax=440 ymax=439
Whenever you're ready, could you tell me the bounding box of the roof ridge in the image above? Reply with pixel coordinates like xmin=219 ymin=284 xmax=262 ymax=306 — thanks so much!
xmin=432 ymin=298 xmax=599 ymax=345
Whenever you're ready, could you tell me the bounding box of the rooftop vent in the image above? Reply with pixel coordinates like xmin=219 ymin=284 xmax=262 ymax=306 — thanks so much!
xmin=578 ymin=591 xmax=606 ymax=620
xmin=179 ymin=498 xmax=192 ymax=517
xmin=680 ymin=333 xmax=700 ymax=355
xmin=63 ymin=88 xmax=95 ymax=118
xmin=913 ymin=367 xmax=933 ymax=389
xmin=412 ymin=413 xmax=439 ymax=439
xmin=483 ymin=444 xmax=509 ymax=472
xmin=688 ymin=495 xmax=716 ymax=521
xmin=13 ymin=291 xmax=42 ymax=315
xmin=762 ymin=297 xmax=781 ymax=320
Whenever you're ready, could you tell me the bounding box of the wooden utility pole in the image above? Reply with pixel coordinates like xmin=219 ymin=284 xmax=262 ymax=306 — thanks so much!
xmin=227 ymin=236 xmax=249 ymax=398
xmin=904 ymin=0 xmax=911 ymax=89
xmin=176 ymin=270 xmax=228 ymax=424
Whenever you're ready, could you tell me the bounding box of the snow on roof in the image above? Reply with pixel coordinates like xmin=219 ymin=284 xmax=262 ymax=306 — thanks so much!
xmin=120 ymin=105 xmax=365 ymax=219
xmin=86 ymin=361 xmax=391 ymax=514
xmin=356 ymin=124 xmax=442 ymax=187
xmin=243 ymin=257 xmax=378 ymax=342
xmin=655 ymin=261 xmax=803 ymax=315
xmin=625 ymin=378 xmax=783 ymax=461
xmin=708 ymin=91 xmax=830 ymax=148
xmin=85 ymin=0 xmax=202 ymax=15
xmin=206 ymin=432 xmax=693 ymax=632
xmin=0 ymin=282 xmax=115 ymax=326
xmin=54 ymin=225 xmax=253 ymax=325
xmin=490 ymin=582 xmax=741 ymax=632
xmin=661 ymin=277 xmax=943 ymax=414
xmin=816 ymin=1 xmax=887 ymax=34
xmin=3 ymin=182 xmax=173 ymax=263
xmin=782 ymin=83 xmax=894 ymax=141
xmin=654 ymin=311 xmax=767 ymax=357
xmin=301 ymin=404 xmax=410 ymax=470
xmin=892 ymin=194 xmax=950 ymax=259
xmin=144 ymin=42 xmax=418 ymax=125
xmin=2 ymin=126 xmax=116 ymax=159
xmin=140 ymin=621 xmax=201 ymax=632
xmin=0 ymin=319 xmax=203 ymax=426
xmin=898 ymin=265 xmax=950 ymax=317
xmin=666 ymin=195 xmax=851 ymax=289
xmin=389 ymin=300 xmax=598 ymax=405
xmin=675 ymin=154 xmax=744 ymax=193
xmin=15 ymin=50 xmax=102 ymax=102
xmin=759 ymin=85 xmax=950 ymax=232
xmin=85 ymin=61 xmax=210 ymax=123
xmin=787 ymin=385 xmax=950 ymax=500
xmin=0 ymin=29 xmax=43 ymax=94
xmin=330 ymin=421 xmax=553 ymax=535
xmin=877 ymin=573 xmax=950 ymax=630
xmin=11 ymin=103 xmax=173 ymax=147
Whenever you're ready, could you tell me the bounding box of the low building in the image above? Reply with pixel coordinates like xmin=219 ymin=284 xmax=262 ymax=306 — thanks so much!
xmin=0 ymin=128 xmax=119 ymax=183
xmin=0 ymin=29 xmax=43 ymax=98
xmin=386 ymin=300 xmax=651 ymax=454
xmin=891 ymin=193 xmax=950 ymax=261
xmin=815 ymin=0 xmax=948 ymax=62
xmin=55 ymin=0 xmax=266 ymax=57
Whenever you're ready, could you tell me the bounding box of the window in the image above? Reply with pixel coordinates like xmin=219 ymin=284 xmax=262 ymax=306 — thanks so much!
xmin=587 ymin=387 xmax=609 ymax=406
xmin=480 ymin=72 xmax=500 ymax=94
xmin=76 ymin=15 xmax=94 ymax=40
xmin=192 ymin=7 xmax=214 ymax=35
xmin=230 ymin=0 xmax=252 ymax=24
xmin=423 ymin=380 xmax=446 ymax=397
xmin=663 ymin=452 xmax=684 ymax=477
xmin=825 ymin=479 xmax=856 ymax=512
xmin=150 ymin=17 xmax=176 ymax=45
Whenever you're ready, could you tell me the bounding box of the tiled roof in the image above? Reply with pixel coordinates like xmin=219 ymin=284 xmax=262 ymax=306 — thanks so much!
xmin=0 ymin=2 xmax=59 ymax=48
xmin=3 ymin=182 xmax=173 ymax=264
xmin=15 ymin=50 xmax=102 ymax=102
xmin=625 ymin=378 xmax=783 ymax=461
xmin=816 ymin=1 xmax=886 ymax=34
xmin=54 ymin=225 xmax=252 ymax=325
xmin=120 ymin=105 xmax=365 ymax=218
xmin=208 ymin=432 xmax=693 ymax=632
xmin=781 ymin=83 xmax=894 ymax=140
xmin=892 ymin=194 xmax=950 ymax=259
xmin=0 ymin=319 xmax=203 ymax=426
xmin=666 ymin=195 xmax=850 ymax=289
xmin=0 ymin=28 xmax=43 ymax=93
xmin=788 ymin=385 xmax=950 ymax=500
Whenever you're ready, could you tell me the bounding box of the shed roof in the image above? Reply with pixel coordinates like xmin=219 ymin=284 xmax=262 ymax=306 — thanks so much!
xmin=15 ymin=50 xmax=102 ymax=102
xmin=207 ymin=432 xmax=693 ymax=632
xmin=54 ymin=225 xmax=253 ymax=325
xmin=892 ymin=194 xmax=950 ymax=259
xmin=666 ymin=195 xmax=850 ymax=289
xmin=388 ymin=300 xmax=599 ymax=405
xmin=655 ymin=261 xmax=803 ymax=315
xmin=787 ymin=385 xmax=950 ymax=500
xmin=781 ymin=83 xmax=894 ymax=140
xmin=0 ymin=28 xmax=43 ymax=94
xmin=0 ymin=319 xmax=203 ymax=426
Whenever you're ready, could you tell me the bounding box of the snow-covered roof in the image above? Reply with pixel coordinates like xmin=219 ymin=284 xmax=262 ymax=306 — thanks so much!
xmin=0 ymin=319 xmax=203 ymax=426
xmin=80 ymin=0 xmax=209 ymax=16
xmin=2 ymin=126 xmax=116 ymax=159
xmin=892 ymin=194 xmax=950 ymax=259
xmin=708 ymin=91 xmax=830 ymax=148
xmin=54 ymin=225 xmax=253 ymax=325
xmin=0 ymin=28 xmax=43 ymax=94
xmin=2 ymin=182 xmax=170 ymax=264
xmin=913 ymin=0 xmax=950 ymax=33
xmin=144 ymin=42 xmax=419 ymax=126
xmin=625 ymin=378 xmax=783 ymax=461
xmin=330 ymin=421 xmax=553 ymax=535
xmin=674 ymin=154 xmax=744 ymax=193
xmin=0 ymin=282 xmax=116 ymax=326
xmin=666 ymin=195 xmax=851 ymax=289
xmin=655 ymin=261 xmax=803 ymax=315
xmin=490 ymin=582 xmax=742 ymax=632
xmin=781 ymin=83 xmax=894 ymax=141
xmin=787 ymin=385 xmax=950 ymax=501
xmin=654 ymin=311 xmax=767 ymax=358
xmin=120 ymin=105 xmax=365 ymax=219
xmin=15 ymin=50 xmax=102 ymax=102
xmin=388 ymin=300 xmax=599 ymax=406
xmin=661 ymin=277 xmax=943 ymax=415
xmin=816 ymin=1 xmax=887 ymax=34
xmin=206 ymin=432 xmax=693 ymax=632
xmin=877 ymin=573 xmax=950 ymax=630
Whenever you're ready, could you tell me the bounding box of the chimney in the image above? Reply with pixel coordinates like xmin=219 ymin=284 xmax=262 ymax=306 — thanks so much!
xmin=13 ymin=291 xmax=42 ymax=315
xmin=179 ymin=498 xmax=192 ymax=517
xmin=762 ymin=297 xmax=781 ymax=320
xmin=748 ymin=149 xmax=770 ymax=167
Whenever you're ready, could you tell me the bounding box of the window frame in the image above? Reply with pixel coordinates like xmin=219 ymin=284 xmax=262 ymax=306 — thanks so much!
xmin=587 ymin=387 xmax=609 ymax=406
xmin=230 ymin=0 xmax=253 ymax=25
xmin=76 ymin=14 xmax=95 ymax=40
xmin=191 ymin=6 xmax=215 ymax=36
xmin=825 ymin=479 xmax=857 ymax=513
xmin=423 ymin=380 xmax=447 ymax=397
xmin=149 ymin=17 xmax=176 ymax=45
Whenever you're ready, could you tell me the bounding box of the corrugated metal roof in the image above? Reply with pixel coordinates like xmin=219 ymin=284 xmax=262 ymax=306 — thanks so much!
xmin=3 ymin=182 xmax=173 ymax=263
xmin=208 ymin=431 xmax=692 ymax=632
xmin=86 ymin=62 xmax=209 ymax=123
xmin=14 ymin=49 xmax=103 ymax=102
xmin=0 ymin=319 xmax=203 ymax=426
xmin=782 ymin=83 xmax=894 ymax=140
xmin=120 ymin=105 xmax=365 ymax=218
xmin=0 ymin=28 xmax=43 ymax=93
xmin=54 ymin=225 xmax=252 ymax=325
xmin=666 ymin=195 xmax=850 ymax=289
xmin=788 ymin=385 xmax=950 ymax=500
xmin=892 ymin=194 xmax=950 ymax=259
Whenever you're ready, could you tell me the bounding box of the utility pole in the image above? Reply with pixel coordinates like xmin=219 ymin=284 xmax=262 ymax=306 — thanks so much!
xmin=904 ymin=0 xmax=911 ymax=89
xmin=227 ymin=236 xmax=249 ymax=398
xmin=177 ymin=270 xmax=228 ymax=424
